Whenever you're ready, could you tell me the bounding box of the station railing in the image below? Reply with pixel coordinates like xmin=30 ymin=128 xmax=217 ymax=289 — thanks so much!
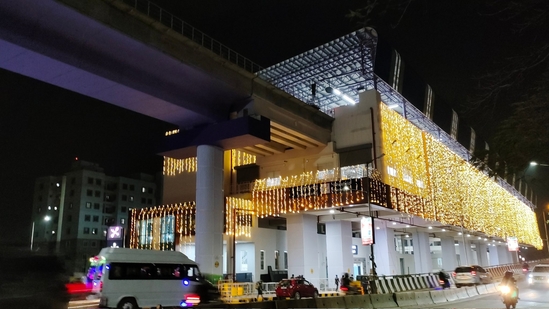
xmin=120 ymin=0 xmax=263 ymax=74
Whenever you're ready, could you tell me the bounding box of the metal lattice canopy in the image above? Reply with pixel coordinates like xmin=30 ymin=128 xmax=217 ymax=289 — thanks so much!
xmin=257 ymin=28 xmax=378 ymax=115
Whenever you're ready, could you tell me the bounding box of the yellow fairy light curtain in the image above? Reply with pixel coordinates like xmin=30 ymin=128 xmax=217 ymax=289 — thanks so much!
xmin=225 ymin=197 xmax=254 ymax=237
xmin=129 ymin=199 xmax=257 ymax=250
xmin=163 ymin=151 xmax=253 ymax=176
xmin=163 ymin=157 xmax=197 ymax=176
xmin=380 ymin=104 xmax=430 ymax=198
xmin=252 ymin=169 xmax=375 ymax=217
xmin=165 ymin=129 xmax=180 ymax=136
xmin=232 ymin=150 xmax=256 ymax=167
xmin=380 ymin=103 xmax=542 ymax=248
xmin=130 ymin=202 xmax=196 ymax=250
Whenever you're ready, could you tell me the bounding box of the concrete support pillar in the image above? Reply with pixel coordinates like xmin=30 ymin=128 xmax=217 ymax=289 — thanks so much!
xmin=457 ymin=239 xmax=472 ymax=266
xmin=412 ymin=231 xmax=433 ymax=273
xmin=195 ymin=145 xmax=224 ymax=276
xmin=477 ymin=243 xmax=489 ymax=267
xmin=440 ymin=237 xmax=457 ymax=271
xmin=497 ymin=245 xmax=510 ymax=264
xmin=373 ymin=223 xmax=398 ymax=275
xmin=326 ymin=221 xmax=353 ymax=288
xmin=287 ymin=214 xmax=319 ymax=286
xmin=488 ymin=245 xmax=500 ymax=265
xmin=510 ymin=250 xmax=519 ymax=263
xmin=468 ymin=244 xmax=477 ymax=265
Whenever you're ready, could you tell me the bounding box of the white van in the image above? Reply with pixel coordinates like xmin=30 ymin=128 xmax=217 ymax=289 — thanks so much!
xmin=91 ymin=247 xmax=202 ymax=308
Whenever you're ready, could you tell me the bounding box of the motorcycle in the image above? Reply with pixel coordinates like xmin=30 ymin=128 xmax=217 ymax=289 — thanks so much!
xmin=439 ymin=278 xmax=451 ymax=289
xmin=500 ymin=283 xmax=518 ymax=309
xmin=438 ymin=272 xmax=451 ymax=289
xmin=340 ymin=285 xmax=361 ymax=295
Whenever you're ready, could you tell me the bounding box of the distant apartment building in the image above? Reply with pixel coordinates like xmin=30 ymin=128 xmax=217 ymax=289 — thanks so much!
xmin=31 ymin=159 xmax=159 ymax=274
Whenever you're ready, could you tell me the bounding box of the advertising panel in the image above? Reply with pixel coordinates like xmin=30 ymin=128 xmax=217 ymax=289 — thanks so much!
xmin=507 ymin=237 xmax=519 ymax=251
xmin=361 ymin=217 xmax=374 ymax=245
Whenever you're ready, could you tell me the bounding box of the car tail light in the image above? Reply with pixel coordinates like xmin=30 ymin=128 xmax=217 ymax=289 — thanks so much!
xmin=452 ymin=272 xmax=456 ymax=277
xmin=523 ymin=268 xmax=528 ymax=272
xmin=340 ymin=286 xmax=348 ymax=291
xmin=181 ymin=294 xmax=200 ymax=307
xmin=471 ymin=271 xmax=476 ymax=276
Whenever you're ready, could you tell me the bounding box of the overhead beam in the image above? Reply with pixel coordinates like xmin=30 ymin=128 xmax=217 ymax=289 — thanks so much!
xmin=241 ymin=147 xmax=266 ymax=157
xmin=271 ymin=133 xmax=307 ymax=150
xmin=255 ymin=142 xmax=286 ymax=154
xmin=271 ymin=121 xmax=325 ymax=147
xmin=271 ymin=128 xmax=314 ymax=148
xmin=243 ymin=146 xmax=274 ymax=156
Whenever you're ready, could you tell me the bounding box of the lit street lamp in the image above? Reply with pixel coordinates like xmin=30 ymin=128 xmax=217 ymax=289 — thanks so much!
xmin=530 ymin=161 xmax=549 ymax=167
xmin=30 ymin=215 xmax=51 ymax=251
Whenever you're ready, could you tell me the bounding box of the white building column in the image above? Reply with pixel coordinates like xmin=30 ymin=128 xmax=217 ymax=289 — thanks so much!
xmin=440 ymin=237 xmax=457 ymax=271
xmin=326 ymin=221 xmax=353 ymax=288
xmin=287 ymin=214 xmax=320 ymax=286
xmin=195 ymin=145 xmax=224 ymax=276
xmin=497 ymin=245 xmax=510 ymax=264
xmin=477 ymin=243 xmax=489 ymax=267
xmin=412 ymin=231 xmax=433 ymax=273
xmin=488 ymin=245 xmax=500 ymax=265
xmin=457 ymin=239 xmax=472 ymax=266
xmin=373 ymin=222 xmax=398 ymax=276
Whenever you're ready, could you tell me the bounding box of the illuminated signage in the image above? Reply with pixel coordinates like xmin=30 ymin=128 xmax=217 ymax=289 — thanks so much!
xmin=107 ymin=226 xmax=123 ymax=240
xmin=507 ymin=237 xmax=519 ymax=251
xmin=361 ymin=217 xmax=374 ymax=245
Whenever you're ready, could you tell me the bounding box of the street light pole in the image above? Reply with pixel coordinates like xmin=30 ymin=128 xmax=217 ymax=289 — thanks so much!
xmin=543 ymin=207 xmax=549 ymax=253
xmin=529 ymin=162 xmax=549 ymax=257
xmin=363 ymin=154 xmax=384 ymax=278
xmin=30 ymin=221 xmax=35 ymax=251
xmin=44 ymin=215 xmax=51 ymax=250
xmin=366 ymin=169 xmax=376 ymax=276
xmin=232 ymin=207 xmax=236 ymax=282
xmin=230 ymin=207 xmax=248 ymax=282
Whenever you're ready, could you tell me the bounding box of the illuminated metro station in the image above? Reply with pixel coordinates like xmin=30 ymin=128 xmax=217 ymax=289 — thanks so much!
xmin=128 ymin=28 xmax=542 ymax=286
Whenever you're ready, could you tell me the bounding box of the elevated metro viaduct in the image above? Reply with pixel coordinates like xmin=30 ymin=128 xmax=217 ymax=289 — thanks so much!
xmin=0 ymin=0 xmax=541 ymax=285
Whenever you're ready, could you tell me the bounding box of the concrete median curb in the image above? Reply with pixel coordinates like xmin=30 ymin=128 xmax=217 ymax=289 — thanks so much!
xmin=315 ymin=296 xmax=347 ymax=308
xmin=277 ymin=298 xmax=317 ymax=308
xmin=476 ymin=284 xmax=488 ymax=294
xmin=343 ymin=295 xmax=373 ymax=309
xmin=414 ymin=291 xmax=434 ymax=306
xmin=465 ymin=286 xmax=479 ymax=297
xmin=455 ymin=287 xmax=469 ymax=299
xmin=443 ymin=289 xmax=458 ymax=302
xmin=486 ymin=283 xmax=498 ymax=293
xmin=394 ymin=291 xmax=417 ymax=307
xmin=370 ymin=293 xmax=398 ymax=308
xmin=429 ymin=290 xmax=447 ymax=304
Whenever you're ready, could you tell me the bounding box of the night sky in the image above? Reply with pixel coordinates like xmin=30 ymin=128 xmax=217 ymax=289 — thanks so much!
xmin=0 ymin=1 xmax=539 ymax=246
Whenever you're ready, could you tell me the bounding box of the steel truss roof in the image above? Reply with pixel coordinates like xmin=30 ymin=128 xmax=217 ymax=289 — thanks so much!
xmin=257 ymin=28 xmax=534 ymax=210
xmin=257 ymin=28 xmax=377 ymax=116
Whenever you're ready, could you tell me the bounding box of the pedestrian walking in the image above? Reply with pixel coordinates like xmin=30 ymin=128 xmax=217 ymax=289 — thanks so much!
xmin=256 ymin=280 xmax=263 ymax=297
xmin=335 ymin=275 xmax=340 ymax=290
